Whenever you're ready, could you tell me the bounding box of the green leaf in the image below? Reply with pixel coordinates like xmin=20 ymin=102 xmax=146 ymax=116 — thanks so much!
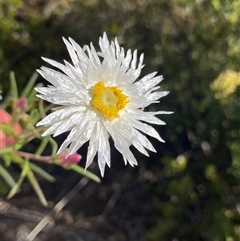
xmin=2 ymin=154 xmax=12 ymax=166
xmin=1 ymin=124 xmax=19 ymax=137
xmin=10 ymin=71 xmax=18 ymax=99
xmin=30 ymin=108 xmax=40 ymax=124
xmin=7 ymin=160 xmax=29 ymax=199
xmin=0 ymin=147 xmax=15 ymax=155
xmin=28 ymin=83 xmax=42 ymax=104
xmin=29 ymin=162 xmax=55 ymax=183
xmin=0 ymin=164 xmax=16 ymax=188
xmin=21 ymin=72 xmax=38 ymax=98
xmin=45 ymin=103 xmax=55 ymax=112
xmin=27 ymin=168 xmax=48 ymax=207
xmin=70 ymin=165 xmax=101 ymax=183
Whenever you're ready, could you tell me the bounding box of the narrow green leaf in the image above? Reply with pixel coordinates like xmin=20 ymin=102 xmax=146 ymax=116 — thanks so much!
xmin=13 ymin=142 xmax=25 ymax=151
xmin=26 ymin=109 xmax=42 ymax=137
xmin=28 ymin=83 xmax=42 ymax=103
xmin=8 ymin=153 xmax=24 ymax=164
xmin=21 ymin=72 xmax=38 ymax=98
xmin=7 ymin=161 xmax=28 ymax=199
xmin=70 ymin=165 xmax=101 ymax=183
xmin=29 ymin=162 xmax=55 ymax=183
xmin=0 ymin=164 xmax=16 ymax=188
xmin=30 ymin=108 xmax=40 ymax=122
xmin=27 ymin=168 xmax=48 ymax=207
xmin=10 ymin=71 xmax=18 ymax=99
xmin=1 ymin=124 xmax=18 ymax=137
xmin=20 ymin=159 xmax=29 ymax=177
xmin=2 ymin=154 xmax=12 ymax=166
xmin=45 ymin=104 xmax=55 ymax=112
xmin=0 ymin=147 xmax=15 ymax=155
xmin=0 ymin=95 xmax=11 ymax=109
xmin=38 ymin=98 xmax=46 ymax=118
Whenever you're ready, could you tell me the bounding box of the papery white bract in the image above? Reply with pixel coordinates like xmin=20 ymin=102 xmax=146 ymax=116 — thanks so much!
xmin=35 ymin=33 xmax=172 ymax=176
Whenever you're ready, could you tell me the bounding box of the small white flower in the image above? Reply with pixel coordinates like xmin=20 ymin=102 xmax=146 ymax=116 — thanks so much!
xmin=36 ymin=33 xmax=172 ymax=176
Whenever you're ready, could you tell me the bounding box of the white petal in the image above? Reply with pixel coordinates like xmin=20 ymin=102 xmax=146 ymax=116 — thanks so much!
xmin=114 ymin=37 xmax=121 ymax=56
xmin=85 ymin=122 xmax=100 ymax=169
xmin=123 ymin=49 xmax=132 ymax=68
xmin=114 ymin=123 xmax=149 ymax=156
xmin=104 ymin=122 xmax=138 ymax=167
xmin=131 ymin=50 xmax=138 ymax=70
xmin=128 ymin=118 xmax=165 ymax=142
xmin=63 ymin=61 xmax=84 ymax=80
xmin=38 ymin=67 xmax=75 ymax=88
xmin=63 ymin=37 xmax=79 ymax=66
xmin=57 ymin=125 xmax=80 ymax=154
xmin=42 ymin=57 xmax=75 ymax=79
xmin=89 ymin=43 xmax=102 ymax=67
xmin=36 ymin=69 xmax=59 ymax=86
xmin=57 ymin=111 xmax=94 ymax=154
xmin=118 ymin=121 xmax=156 ymax=153
xmin=146 ymin=91 xmax=169 ymax=102
xmin=155 ymin=111 xmax=174 ymax=114
xmin=136 ymin=73 xmax=163 ymax=93
xmin=127 ymin=109 xmax=166 ymax=125
xmin=36 ymin=106 xmax=83 ymax=126
xmin=42 ymin=122 xmax=61 ymax=136
xmin=53 ymin=115 xmax=79 ymax=137
xmin=98 ymin=125 xmax=111 ymax=176
xmin=68 ymin=37 xmax=89 ymax=65
xmin=138 ymin=53 xmax=144 ymax=70
xmin=35 ymin=86 xmax=54 ymax=95
xmin=36 ymin=93 xmax=80 ymax=106
xmin=67 ymin=116 xmax=97 ymax=156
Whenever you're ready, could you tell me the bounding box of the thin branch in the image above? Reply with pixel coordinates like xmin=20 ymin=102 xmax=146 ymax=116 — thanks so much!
xmin=15 ymin=151 xmax=53 ymax=163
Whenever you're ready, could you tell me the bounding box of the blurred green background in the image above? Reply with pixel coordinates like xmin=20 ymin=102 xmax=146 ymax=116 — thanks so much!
xmin=1 ymin=0 xmax=240 ymax=240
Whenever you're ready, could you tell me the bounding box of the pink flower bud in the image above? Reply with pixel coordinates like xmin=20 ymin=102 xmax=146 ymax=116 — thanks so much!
xmin=16 ymin=97 xmax=28 ymax=110
xmin=0 ymin=109 xmax=22 ymax=148
xmin=0 ymin=108 xmax=11 ymax=124
xmin=58 ymin=151 xmax=82 ymax=166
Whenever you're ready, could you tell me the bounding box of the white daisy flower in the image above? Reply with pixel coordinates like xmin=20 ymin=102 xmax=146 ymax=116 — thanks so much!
xmin=36 ymin=33 xmax=172 ymax=176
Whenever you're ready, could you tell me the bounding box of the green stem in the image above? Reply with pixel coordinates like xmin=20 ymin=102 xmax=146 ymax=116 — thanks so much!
xmin=48 ymin=137 xmax=58 ymax=156
xmin=35 ymin=138 xmax=49 ymax=156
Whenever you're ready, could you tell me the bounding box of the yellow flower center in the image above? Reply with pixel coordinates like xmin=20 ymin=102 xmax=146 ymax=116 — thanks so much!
xmin=92 ymin=81 xmax=129 ymax=118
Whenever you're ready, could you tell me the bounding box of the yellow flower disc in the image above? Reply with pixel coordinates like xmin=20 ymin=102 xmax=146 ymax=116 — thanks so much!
xmin=92 ymin=81 xmax=129 ymax=118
